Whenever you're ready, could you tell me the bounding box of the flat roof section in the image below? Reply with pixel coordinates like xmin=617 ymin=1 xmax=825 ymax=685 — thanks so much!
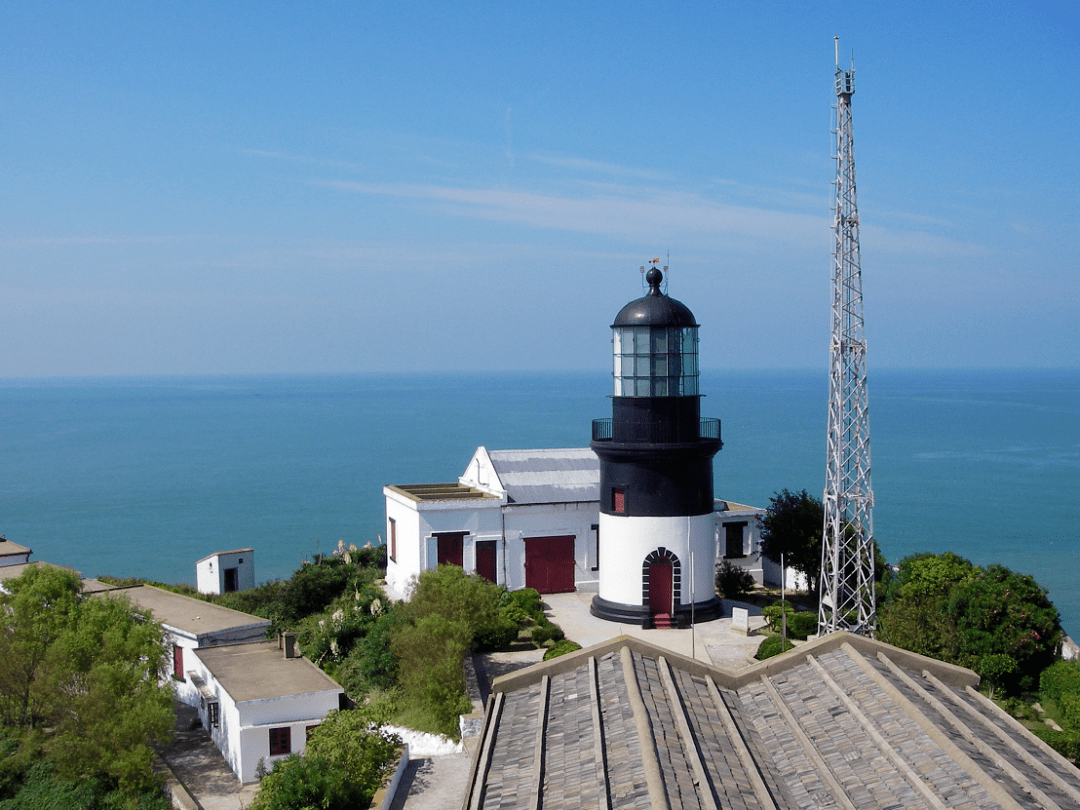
xmin=194 ymin=641 xmax=342 ymax=704
xmin=196 ymin=548 xmax=255 ymax=564
xmin=387 ymin=483 xmax=500 ymax=502
xmin=0 ymin=539 xmax=32 ymax=559
xmin=0 ymin=561 xmax=76 ymax=583
xmin=100 ymin=585 xmax=271 ymax=639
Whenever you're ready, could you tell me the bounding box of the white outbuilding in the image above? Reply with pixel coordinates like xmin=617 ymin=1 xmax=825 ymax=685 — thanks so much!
xmin=196 ymin=548 xmax=256 ymax=595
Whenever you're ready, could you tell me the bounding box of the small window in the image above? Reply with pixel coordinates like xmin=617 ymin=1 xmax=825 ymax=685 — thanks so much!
xmin=207 ymin=701 xmax=220 ymax=728
xmin=612 ymin=488 xmax=626 ymax=514
xmin=389 ymin=517 xmax=397 ymax=562
xmin=173 ymin=645 xmax=184 ymax=680
xmin=306 ymin=724 xmax=318 ymax=741
xmin=269 ymin=726 xmax=291 ymax=756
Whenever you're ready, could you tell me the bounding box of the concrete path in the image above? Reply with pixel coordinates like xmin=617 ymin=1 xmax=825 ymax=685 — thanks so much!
xmin=158 ymin=701 xmax=259 ymax=810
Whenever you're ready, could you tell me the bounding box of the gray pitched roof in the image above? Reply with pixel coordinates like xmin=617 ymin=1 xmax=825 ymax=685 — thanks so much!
xmin=464 ymin=634 xmax=1080 ymax=810
xmin=487 ymin=448 xmax=599 ymax=505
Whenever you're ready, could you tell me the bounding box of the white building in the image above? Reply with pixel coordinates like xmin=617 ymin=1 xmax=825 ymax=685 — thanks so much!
xmin=384 ymin=446 xmax=770 ymax=605
xmin=97 ymin=584 xmax=344 ymax=783
xmin=0 ymin=537 xmax=32 ymax=568
xmin=101 ymin=584 xmax=272 ymax=706
xmin=186 ymin=638 xmax=345 ymax=783
xmin=196 ymin=548 xmax=256 ymax=595
xmin=384 ymin=447 xmax=599 ymax=600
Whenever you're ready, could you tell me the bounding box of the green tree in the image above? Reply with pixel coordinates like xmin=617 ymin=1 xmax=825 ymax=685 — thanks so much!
xmin=945 ymin=564 xmax=1062 ymax=692
xmin=878 ymin=552 xmax=976 ymax=659
xmin=0 ymin=565 xmax=174 ymax=798
xmin=250 ymin=710 xmax=400 ymax=810
xmin=759 ymin=489 xmax=824 ymax=593
xmin=879 ymin=553 xmax=1063 ymax=694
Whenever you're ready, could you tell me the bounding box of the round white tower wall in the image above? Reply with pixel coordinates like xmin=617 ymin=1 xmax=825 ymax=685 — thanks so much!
xmin=597 ymin=513 xmax=715 ymax=607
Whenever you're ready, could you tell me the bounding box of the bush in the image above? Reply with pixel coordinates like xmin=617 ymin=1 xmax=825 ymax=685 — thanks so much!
xmin=788 ymin=611 xmax=819 ymax=640
xmin=1040 ymin=660 xmax=1080 ymax=705
xmin=1028 ymin=726 xmax=1080 ymax=763
xmin=389 ymin=614 xmax=472 ymax=738
xmin=508 ymin=588 xmax=543 ymax=616
xmin=755 ymin=635 xmax=795 ymax=660
xmin=543 ymin=640 xmax=582 ymax=661
xmin=404 ymin=566 xmax=501 ymax=648
xmin=762 ymin=600 xmax=795 ymax=634
xmin=715 ymin=561 xmax=755 ymax=600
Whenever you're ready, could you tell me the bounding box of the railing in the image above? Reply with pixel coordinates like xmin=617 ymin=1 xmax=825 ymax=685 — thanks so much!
xmin=592 ymin=417 xmax=721 ymax=443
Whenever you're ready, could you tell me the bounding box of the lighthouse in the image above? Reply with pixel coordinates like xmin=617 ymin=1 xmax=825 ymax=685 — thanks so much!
xmin=590 ymin=265 xmax=723 ymax=628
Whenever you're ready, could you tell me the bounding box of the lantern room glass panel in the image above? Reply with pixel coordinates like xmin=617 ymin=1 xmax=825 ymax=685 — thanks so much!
xmin=612 ymin=325 xmax=700 ymax=398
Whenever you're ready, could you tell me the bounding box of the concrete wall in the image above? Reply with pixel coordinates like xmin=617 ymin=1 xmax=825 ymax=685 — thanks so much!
xmin=597 ymin=513 xmax=715 ymax=607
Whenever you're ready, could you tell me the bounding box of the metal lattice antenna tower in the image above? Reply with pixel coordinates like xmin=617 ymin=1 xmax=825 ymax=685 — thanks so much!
xmin=819 ymin=38 xmax=876 ymax=636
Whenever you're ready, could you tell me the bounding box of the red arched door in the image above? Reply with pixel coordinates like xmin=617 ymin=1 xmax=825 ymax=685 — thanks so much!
xmin=648 ymin=560 xmax=673 ymax=617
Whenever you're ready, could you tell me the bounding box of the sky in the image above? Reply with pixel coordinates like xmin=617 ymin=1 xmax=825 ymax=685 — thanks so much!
xmin=2 ymin=2 xmax=1077 ymax=377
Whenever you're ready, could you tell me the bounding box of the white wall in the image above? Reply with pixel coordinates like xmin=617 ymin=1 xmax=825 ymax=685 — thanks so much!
xmin=383 ymin=488 xmax=503 ymax=600
xmin=597 ymin=513 xmax=715 ymax=607
xmin=197 ymin=551 xmax=256 ymax=595
xmin=503 ymin=502 xmax=599 ymax=591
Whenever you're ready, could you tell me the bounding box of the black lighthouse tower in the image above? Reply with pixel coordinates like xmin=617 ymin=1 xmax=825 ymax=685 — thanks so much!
xmin=590 ymin=265 xmax=724 ymax=628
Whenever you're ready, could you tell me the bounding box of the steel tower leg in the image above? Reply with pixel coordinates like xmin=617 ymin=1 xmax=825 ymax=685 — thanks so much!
xmin=820 ymin=44 xmax=876 ymax=636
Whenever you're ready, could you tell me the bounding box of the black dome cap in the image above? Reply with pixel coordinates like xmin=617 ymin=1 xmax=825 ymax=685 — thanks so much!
xmin=612 ymin=267 xmax=698 ymax=328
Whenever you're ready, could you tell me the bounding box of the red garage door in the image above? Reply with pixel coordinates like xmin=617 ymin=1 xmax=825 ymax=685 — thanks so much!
xmin=525 ymin=535 xmax=576 ymax=594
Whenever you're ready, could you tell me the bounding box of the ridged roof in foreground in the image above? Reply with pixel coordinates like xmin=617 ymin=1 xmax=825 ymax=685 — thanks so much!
xmin=464 ymin=634 xmax=1080 ymax=810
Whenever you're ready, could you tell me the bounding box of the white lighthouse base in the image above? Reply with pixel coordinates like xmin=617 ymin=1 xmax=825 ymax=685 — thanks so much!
xmin=591 ymin=513 xmax=722 ymax=627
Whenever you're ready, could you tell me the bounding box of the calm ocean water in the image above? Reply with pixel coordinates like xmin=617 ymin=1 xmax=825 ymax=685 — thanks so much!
xmin=2 ymin=369 xmax=1078 ymax=636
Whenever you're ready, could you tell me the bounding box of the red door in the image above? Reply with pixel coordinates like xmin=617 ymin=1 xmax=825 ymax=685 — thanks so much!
xmin=648 ymin=561 xmax=673 ymax=616
xmin=437 ymin=533 xmax=464 ymax=568
xmin=476 ymin=540 xmax=497 ymax=583
xmin=525 ymin=536 xmax=576 ymax=594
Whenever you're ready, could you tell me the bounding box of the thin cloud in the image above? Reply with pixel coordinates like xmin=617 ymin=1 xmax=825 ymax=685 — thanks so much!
xmin=242 ymin=148 xmax=362 ymax=172
xmin=0 ymin=235 xmax=190 ymax=249
xmin=526 ymin=153 xmax=669 ymax=181
xmin=318 ymin=179 xmax=987 ymax=257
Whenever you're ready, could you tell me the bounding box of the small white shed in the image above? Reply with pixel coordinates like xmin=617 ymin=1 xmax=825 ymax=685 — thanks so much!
xmin=197 ymin=548 xmax=256 ymax=595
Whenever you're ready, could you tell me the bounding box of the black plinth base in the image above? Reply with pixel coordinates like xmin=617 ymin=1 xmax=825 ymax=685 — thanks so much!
xmin=590 ymin=595 xmax=725 ymax=629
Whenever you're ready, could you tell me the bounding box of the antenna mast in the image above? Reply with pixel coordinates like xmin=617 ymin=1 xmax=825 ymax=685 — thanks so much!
xmin=820 ymin=38 xmax=876 ymax=636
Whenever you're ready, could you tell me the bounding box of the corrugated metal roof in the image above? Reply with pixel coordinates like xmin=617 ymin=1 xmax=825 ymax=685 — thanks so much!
xmin=488 ymin=448 xmax=599 ymax=505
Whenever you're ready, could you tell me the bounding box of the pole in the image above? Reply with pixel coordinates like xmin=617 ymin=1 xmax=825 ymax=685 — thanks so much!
xmin=781 ymin=552 xmax=787 ymax=650
xmin=690 ymin=551 xmax=696 ymax=660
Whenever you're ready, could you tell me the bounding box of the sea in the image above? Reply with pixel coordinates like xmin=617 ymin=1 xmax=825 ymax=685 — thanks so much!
xmin=2 ymin=369 xmax=1078 ymax=637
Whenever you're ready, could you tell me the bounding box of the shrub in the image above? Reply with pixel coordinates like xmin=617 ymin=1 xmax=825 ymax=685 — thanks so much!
xmin=1028 ymin=726 xmax=1080 ymax=763
xmin=509 ymin=588 xmax=543 ymax=616
xmin=715 ymin=561 xmax=755 ymax=600
xmin=543 ymin=640 xmax=582 ymax=661
xmin=404 ymin=566 xmax=501 ymax=648
xmin=390 ymin=614 xmax=472 ymax=737
xmin=474 ymin=614 xmax=520 ymax=652
xmin=976 ymin=654 xmax=1018 ymax=699
xmin=761 ymin=600 xmax=795 ymax=634
xmin=1062 ymin=694 xmax=1080 ymax=732
xmin=755 ymin=635 xmax=795 ymax=660
xmin=788 ymin=611 xmax=819 ymax=641
xmin=1040 ymin=660 xmax=1080 ymax=705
